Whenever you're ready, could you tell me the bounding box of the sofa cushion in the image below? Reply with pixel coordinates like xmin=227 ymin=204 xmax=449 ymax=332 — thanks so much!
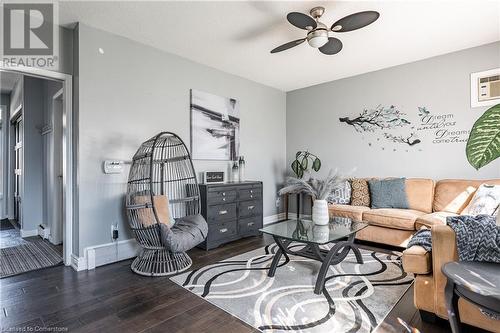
xmin=350 ymin=178 xmax=371 ymax=207
xmin=461 ymin=184 xmax=500 ymax=216
xmin=415 ymin=211 xmax=458 ymax=230
xmin=328 ymin=204 xmax=370 ymax=221
xmin=327 ymin=180 xmax=351 ymax=204
xmin=363 ymin=208 xmax=426 ymax=230
xmin=406 ymin=178 xmax=434 ymax=213
xmin=433 ymin=179 xmax=500 ymax=213
xmin=402 ymin=245 xmax=432 ymax=274
xmin=134 ymin=195 xmax=174 ymax=227
xmin=368 ymin=178 xmax=409 ymax=209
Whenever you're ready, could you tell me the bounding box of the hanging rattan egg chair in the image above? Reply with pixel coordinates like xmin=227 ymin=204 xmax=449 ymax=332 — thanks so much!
xmin=126 ymin=132 xmax=208 ymax=276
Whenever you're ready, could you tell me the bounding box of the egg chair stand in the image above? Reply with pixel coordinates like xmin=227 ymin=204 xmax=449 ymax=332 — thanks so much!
xmin=126 ymin=132 xmax=208 ymax=277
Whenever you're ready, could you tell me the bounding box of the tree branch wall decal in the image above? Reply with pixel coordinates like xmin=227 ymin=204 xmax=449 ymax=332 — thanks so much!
xmin=383 ymin=132 xmax=421 ymax=146
xmin=339 ymin=105 xmax=410 ymax=132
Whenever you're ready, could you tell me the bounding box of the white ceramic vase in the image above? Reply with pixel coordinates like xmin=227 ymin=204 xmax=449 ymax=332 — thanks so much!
xmin=312 ymin=199 xmax=329 ymax=225
xmin=313 ymin=225 xmax=330 ymax=242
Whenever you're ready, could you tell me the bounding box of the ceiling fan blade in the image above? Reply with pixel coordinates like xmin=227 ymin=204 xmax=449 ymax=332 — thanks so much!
xmin=331 ymin=11 xmax=380 ymax=32
xmin=270 ymin=38 xmax=306 ymax=53
xmin=319 ymin=37 xmax=343 ymax=55
xmin=287 ymin=12 xmax=317 ymax=30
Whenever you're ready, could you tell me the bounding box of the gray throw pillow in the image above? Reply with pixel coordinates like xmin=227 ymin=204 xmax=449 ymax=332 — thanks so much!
xmin=327 ymin=180 xmax=351 ymax=205
xmin=368 ymin=178 xmax=409 ymax=209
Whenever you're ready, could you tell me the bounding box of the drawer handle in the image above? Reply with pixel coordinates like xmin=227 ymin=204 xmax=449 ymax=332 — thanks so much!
xmin=220 ymin=228 xmax=228 ymax=233
xmin=219 ymin=210 xmax=228 ymax=215
xmin=247 ymin=222 xmax=254 ymax=226
xmin=248 ymin=205 xmax=255 ymax=210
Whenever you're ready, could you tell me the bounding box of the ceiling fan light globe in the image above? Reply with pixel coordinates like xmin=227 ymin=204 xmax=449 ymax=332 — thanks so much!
xmin=307 ymin=29 xmax=329 ymax=48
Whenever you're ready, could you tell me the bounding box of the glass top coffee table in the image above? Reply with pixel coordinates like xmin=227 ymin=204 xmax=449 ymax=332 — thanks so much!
xmin=260 ymin=216 xmax=368 ymax=295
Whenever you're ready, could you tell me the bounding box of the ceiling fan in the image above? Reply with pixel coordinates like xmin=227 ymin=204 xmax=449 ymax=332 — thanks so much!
xmin=271 ymin=6 xmax=380 ymax=55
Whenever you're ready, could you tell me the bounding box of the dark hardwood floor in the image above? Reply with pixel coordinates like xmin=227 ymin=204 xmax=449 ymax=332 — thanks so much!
xmin=0 ymin=234 xmax=474 ymax=333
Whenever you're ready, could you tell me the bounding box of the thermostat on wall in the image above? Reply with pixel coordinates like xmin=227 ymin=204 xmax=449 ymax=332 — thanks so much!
xmin=104 ymin=160 xmax=124 ymax=174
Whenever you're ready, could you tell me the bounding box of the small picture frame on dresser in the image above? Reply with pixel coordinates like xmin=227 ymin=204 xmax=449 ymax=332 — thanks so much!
xmin=203 ymin=171 xmax=225 ymax=184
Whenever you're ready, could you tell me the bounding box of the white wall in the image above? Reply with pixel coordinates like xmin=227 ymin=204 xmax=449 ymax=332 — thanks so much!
xmin=75 ymin=24 xmax=286 ymax=255
xmin=286 ymin=42 xmax=500 ymax=180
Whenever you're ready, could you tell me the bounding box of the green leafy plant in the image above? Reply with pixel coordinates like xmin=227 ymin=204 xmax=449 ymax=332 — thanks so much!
xmin=466 ymin=104 xmax=500 ymax=170
xmin=291 ymin=151 xmax=321 ymax=178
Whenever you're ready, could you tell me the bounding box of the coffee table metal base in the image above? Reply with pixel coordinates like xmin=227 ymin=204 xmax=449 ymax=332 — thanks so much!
xmin=268 ymin=233 xmax=363 ymax=294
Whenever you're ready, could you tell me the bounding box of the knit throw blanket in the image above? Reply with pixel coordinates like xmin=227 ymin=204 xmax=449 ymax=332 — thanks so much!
xmin=407 ymin=214 xmax=500 ymax=263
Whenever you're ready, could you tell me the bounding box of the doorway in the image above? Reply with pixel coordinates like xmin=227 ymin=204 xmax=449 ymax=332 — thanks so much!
xmin=13 ymin=115 xmax=22 ymax=224
xmin=0 ymin=68 xmax=73 ymax=277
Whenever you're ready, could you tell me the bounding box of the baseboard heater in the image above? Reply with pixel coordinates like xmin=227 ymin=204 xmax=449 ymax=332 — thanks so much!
xmin=38 ymin=224 xmax=50 ymax=239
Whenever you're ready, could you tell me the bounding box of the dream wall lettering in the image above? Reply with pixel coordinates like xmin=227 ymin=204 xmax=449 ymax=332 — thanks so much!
xmin=340 ymin=105 xmax=470 ymax=151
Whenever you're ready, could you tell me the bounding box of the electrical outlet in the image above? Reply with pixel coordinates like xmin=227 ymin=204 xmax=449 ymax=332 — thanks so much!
xmin=275 ymin=197 xmax=281 ymax=208
xmin=111 ymin=224 xmax=118 ymax=240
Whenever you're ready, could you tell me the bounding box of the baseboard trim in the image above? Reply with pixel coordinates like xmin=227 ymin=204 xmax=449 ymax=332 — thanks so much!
xmin=20 ymin=229 xmax=38 ymax=237
xmin=72 ymin=214 xmax=294 ymax=272
xmin=71 ymin=239 xmax=140 ymax=271
xmin=263 ymin=213 xmax=286 ymax=225
xmin=71 ymin=254 xmax=86 ymax=271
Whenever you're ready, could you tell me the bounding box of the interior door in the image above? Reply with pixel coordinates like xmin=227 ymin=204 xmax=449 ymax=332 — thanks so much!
xmin=13 ymin=116 xmax=23 ymax=224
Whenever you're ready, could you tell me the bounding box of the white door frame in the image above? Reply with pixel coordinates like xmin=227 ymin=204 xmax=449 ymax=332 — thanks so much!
xmin=0 ymin=64 xmax=74 ymax=266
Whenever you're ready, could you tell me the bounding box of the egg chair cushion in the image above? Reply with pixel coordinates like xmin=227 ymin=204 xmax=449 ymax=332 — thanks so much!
xmin=159 ymin=214 xmax=208 ymax=253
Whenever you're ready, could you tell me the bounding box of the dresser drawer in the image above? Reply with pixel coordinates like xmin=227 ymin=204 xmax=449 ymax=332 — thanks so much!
xmin=208 ymin=203 xmax=237 ymax=222
xmin=208 ymin=220 xmax=238 ymax=242
xmin=238 ymin=200 xmax=262 ymax=218
xmin=207 ymin=189 xmax=237 ymax=205
xmin=238 ymin=187 xmax=262 ymax=201
xmin=238 ymin=217 xmax=261 ymax=236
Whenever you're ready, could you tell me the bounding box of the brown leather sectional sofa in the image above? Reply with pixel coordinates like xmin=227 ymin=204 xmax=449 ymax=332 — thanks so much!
xmin=329 ymin=178 xmax=500 ymax=332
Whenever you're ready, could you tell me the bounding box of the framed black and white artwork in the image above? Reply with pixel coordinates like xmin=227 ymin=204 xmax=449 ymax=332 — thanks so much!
xmin=190 ymin=89 xmax=240 ymax=160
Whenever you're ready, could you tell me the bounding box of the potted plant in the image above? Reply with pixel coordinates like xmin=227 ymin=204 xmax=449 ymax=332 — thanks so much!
xmin=291 ymin=151 xmax=321 ymax=178
xmin=279 ymin=171 xmax=345 ymax=225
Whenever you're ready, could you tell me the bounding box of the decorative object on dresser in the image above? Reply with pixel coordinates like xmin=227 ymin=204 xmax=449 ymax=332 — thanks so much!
xmin=125 ymin=132 xmax=208 ymax=276
xmin=203 ymin=171 xmax=225 ymax=184
xmin=198 ymin=181 xmax=263 ymax=250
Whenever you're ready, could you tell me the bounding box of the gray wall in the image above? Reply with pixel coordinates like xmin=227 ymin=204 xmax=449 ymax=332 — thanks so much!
xmin=0 ymin=94 xmax=10 ymax=218
xmin=22 ymin=77 xmax=45 ymax=232
xmin=287 ymin=42 xmax=500 ymax=181
xmin=75 ymin=24 xmax=286 ymax=254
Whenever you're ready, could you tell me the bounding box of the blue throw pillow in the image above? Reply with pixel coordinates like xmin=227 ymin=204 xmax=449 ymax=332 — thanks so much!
xmin=368 ymin=178 xmax=409 ymax=209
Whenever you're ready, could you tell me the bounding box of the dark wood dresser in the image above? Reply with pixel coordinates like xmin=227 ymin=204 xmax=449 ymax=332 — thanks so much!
xmin=198 ymin=181 xmax=263 ymax=250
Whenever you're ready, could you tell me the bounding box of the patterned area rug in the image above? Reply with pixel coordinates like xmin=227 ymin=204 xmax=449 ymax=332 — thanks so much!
xmin=0 ymin=240 xmax=63 ymax=278
xmin=171 ymin=244 xmax=412 ymax=332
xmin=0 ymin=229 xmax=28 ymax=249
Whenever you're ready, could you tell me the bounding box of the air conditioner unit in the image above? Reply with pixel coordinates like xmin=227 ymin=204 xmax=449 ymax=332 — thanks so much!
xmin=471 ymin=68 xmax=500 ymax=107
xmin=479 ymin=75 xmax=500 ymax=101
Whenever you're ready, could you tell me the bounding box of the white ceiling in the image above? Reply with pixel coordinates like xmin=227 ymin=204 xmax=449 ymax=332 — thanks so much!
xmin=59 ymin=1 xmax=500 ymax=91
xmin=0 ymin=71 xmax=21 ymax=94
